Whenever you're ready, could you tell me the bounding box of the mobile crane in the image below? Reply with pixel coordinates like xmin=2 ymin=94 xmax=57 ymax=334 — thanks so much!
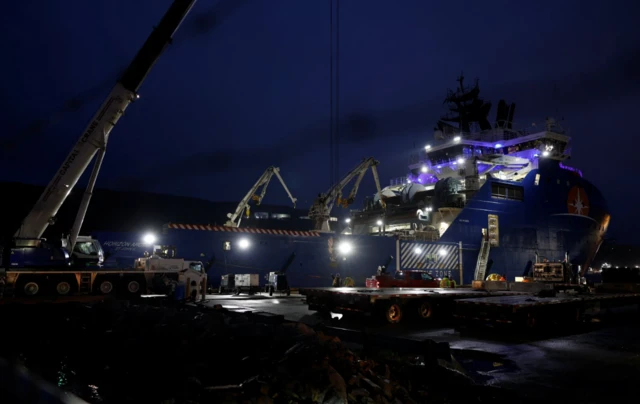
xmin=225 ymin=166 xmax=297 ymax=227
xmin=0 ymin=0 xmax=207 ymax=299
xmin=6 ymin=0 xmax=197 ymax=269
xmin=308 ymin=157 xmax=386 ymax=232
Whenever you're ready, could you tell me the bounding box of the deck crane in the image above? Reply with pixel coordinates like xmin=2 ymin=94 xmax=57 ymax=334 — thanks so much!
xmin=8 ymin=0 xmax=197 ymax=267
xmin=225 ymin=166 xmax=298 ymax=228
xmin=309 ymin=157 xmax=386 ymax=232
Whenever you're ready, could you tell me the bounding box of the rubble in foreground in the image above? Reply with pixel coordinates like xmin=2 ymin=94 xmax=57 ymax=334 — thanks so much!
xmin=0 ymin=298 xmax=529 ymax=403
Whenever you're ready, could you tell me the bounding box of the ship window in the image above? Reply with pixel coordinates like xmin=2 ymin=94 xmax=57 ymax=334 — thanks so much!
xmin=534 ymin=174 xmax=540 ymax=186
xmin=254 ymin=212 xmax=269 ymax=219
xmin=491 ymin=183 xmax=524 ymax=201
xmin=271 ymin=213 xmax=291 ymax=220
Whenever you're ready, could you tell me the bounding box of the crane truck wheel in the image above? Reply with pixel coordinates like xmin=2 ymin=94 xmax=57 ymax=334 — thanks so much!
xmin=23 ymin=281 xmax=40 ymax=296
xmin=127 ymin=280 xmax=141 ymax=294
xmin=99 ymin=280 xmax=114 ymax=294
xmin=56 ymin=281 xmax=71 ymax=296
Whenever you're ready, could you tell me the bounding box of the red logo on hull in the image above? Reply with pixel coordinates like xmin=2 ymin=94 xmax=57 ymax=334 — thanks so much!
xmin=567 ymin=186 xmax=590 ymax=216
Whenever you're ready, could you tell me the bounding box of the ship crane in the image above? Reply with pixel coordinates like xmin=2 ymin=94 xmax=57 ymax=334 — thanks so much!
xmin=309 ymin=157 xmax=386 ymax=232
xmin=225 ymin=166 xmax=297 ymax=228
xmin=11 ymin=0 xmax=197 ymax=259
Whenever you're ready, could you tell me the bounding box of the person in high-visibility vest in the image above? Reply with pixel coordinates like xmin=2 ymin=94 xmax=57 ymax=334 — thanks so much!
xmin=331 ymin=273 xmax=341 ymax=287
xmin=440 ymin=276 xmax=451 ymax=288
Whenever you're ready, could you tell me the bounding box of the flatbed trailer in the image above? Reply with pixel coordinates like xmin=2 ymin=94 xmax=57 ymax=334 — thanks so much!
xmin=454 ymin=289 xmax=640 ymax=329
xmin=299 ymin=287 xmax=527 ymax=324
xmin=0 ymin=268 xmax=207 ymax=300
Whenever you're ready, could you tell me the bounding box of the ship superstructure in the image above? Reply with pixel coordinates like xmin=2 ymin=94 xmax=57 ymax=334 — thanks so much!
xmin=349 ymin=75 xmax=576 ymax=240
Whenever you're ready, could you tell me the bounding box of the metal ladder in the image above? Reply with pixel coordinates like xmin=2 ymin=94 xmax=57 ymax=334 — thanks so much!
xmin=79 ymin=273 xmax=92 ymax=293
xmin=474 ymin=231 xmax=491 ymax=281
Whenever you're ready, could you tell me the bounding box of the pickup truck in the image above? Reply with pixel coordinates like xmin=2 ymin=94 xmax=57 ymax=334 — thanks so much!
xmin=365 ymin=269 xmax=441 ymax=288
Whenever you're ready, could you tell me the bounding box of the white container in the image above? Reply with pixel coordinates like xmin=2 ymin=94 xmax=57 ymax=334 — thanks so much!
xmin=235 ymin=274 xmax=259 ymax=288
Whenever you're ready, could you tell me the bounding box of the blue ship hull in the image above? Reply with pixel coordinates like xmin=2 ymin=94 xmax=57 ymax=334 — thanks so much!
xmin=93 ymin=160 xmax=609 ymax=288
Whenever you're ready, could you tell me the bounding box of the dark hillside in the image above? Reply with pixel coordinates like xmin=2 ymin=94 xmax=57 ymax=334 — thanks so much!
xmin=1 ymin=182 xmax=309 ymax=241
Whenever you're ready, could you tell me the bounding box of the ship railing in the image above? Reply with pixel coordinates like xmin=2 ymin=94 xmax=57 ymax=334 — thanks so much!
xmin=389 ymin=177 xmax=408 ymax=186
xmin=396 ymin=230 xmax=441 ymax=242
xmin=434 ymin=119 xmax=568 ymax=145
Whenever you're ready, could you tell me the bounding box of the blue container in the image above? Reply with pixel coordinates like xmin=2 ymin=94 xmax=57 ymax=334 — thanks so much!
xmin=174 ymin=282 xmax=186 ymax=301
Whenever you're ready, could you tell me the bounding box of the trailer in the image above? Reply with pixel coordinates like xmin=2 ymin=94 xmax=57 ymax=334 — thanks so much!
xmin=300 ymin=287 xmax=525 ymax=324
xmin=454 ymin=283 xmax=640 ymax=329
xmin=301 ymin=283 xmax=640 ymax=326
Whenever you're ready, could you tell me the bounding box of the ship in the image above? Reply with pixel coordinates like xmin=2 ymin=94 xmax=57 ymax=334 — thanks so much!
xmin=93 ymin=75 xmax=610 ymax=287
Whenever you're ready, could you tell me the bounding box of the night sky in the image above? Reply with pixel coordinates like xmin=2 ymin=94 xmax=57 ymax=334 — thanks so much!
xmin=1 ymin=0 xmax=639 ymax=242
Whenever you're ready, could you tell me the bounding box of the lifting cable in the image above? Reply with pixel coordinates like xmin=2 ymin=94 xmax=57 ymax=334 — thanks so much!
xmin=329 ymin=0 xmax=341 ymax=190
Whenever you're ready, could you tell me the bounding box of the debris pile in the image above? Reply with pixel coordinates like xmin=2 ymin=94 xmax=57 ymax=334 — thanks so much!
xmin=0 ymin=299 xmax=528 ymax=403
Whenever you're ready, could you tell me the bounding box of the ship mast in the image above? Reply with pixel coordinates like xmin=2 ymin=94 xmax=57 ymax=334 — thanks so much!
xmin=435 ymin=72 xmax=492 ymax=137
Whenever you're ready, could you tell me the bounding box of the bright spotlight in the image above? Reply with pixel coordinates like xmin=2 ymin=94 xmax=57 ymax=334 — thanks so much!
xmin=337 ymin=241 xmax=352 ymax=254
xmin=414 ymin=247 xmax=423 ymax=254
xmin=376 ymin=220 xmax=383 ymax=226
xmin=424 ymin=144 xmax=431 ymax=150
xmin=142 ymin=233 xmax=156 ymax=245
xmin=438 ymin=248 xmax=447 ymax=256
xmin=542 ymin=150 xmax=550 ymax=157
xmin=345 ymin=218 xmax=351 ymax=223
xmin=456 ymin=157 xmax=465 ymax=164
xmin=421 ymin=165 xmax=428 ymax=173
xmin=238 ymin=238 xmax=250 ymax=249
xmin=453 ymin=136 xmax=461 ymax=142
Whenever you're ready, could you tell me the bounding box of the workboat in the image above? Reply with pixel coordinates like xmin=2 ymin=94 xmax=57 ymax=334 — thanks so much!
xmin=93 ymin=75 xmax=610 ymax=287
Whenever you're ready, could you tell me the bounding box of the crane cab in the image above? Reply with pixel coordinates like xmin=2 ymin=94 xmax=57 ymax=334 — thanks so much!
xmin=63 ymin=236 xmax=104 ymax=267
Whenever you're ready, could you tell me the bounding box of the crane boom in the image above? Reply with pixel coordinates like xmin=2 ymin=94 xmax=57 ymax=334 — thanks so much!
xmin=14 ymin=0 xmax=197 ymax=242
xmin=225 ymin=166 xmax=298 ymax=227
xmin=309 ymin=157 xmax=386 ymax=232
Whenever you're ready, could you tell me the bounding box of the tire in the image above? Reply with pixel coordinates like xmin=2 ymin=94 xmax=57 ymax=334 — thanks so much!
xmin=127 ymin=280 xmax=141 ymax=294
xmin=384 ymin=302 xmax=404 ymax=324
xmin=99 ymin=280 xmax=114 ymax=295
xmin=56 ymin=281 xmax=71 ymax=296
xmin=417 ymin=301 xmax=433 ymax=319
xmin=23 ymin=281 xmax=40 ymax=296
